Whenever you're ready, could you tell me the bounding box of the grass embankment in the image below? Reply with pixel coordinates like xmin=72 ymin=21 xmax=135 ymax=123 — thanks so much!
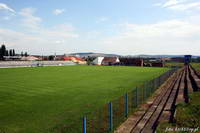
xmin=157 ymin=63 xmax=200 ymax=133
xmin=191 ymin=63 xmax=200 ymax=72
xmin=0 ymin=65 xmax=168 ymax=133
xmin=157 ymin=92 xmax=200 ymax=133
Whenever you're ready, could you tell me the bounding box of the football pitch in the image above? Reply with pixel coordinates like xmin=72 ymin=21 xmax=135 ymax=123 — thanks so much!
xmin=0 ymin=65 xmax=169 ymax=133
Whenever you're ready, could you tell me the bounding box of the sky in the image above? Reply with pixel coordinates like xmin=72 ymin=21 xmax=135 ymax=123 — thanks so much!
xmin=0 ymin=0 xmax=200 ymax=55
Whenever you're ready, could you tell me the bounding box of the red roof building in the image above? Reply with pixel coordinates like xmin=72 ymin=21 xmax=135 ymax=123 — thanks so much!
xmin=101 ymin=57 xmax=120 ymax=65
xmin=62 ymin=56 xmax=86 ymax=64
xmin=119 ymin=58 xmax=144 ymax=66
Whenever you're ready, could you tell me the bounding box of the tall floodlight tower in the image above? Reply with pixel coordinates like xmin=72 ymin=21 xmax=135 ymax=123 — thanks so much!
xmin=54 ymin=52 xmax=56 ymax=60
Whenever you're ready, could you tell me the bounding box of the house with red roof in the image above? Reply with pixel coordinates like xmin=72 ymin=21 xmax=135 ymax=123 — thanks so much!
xmin=63 ymin=56 xmax=86 ymax=64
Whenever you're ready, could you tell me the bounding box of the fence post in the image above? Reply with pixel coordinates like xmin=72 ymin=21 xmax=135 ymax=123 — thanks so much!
xmin=138 ymin=87 xmax=140 ymax=105
xmin=168 ymin=70 xmax=170 ymax=78
xmin=146 ymin=83 xmax=149 ymax=98
xmin=135 ymin=88 xmax=138 ymax=107
xmin=156 ymin=78 xmax=158 ymax=89
xmin=83 ymin=116 xmax=87 ymax=133
xmin=151 ymin=81 xmax=153 ymax=94
xmin=144 ymin=83 xmax=147 ymax=100
xmin=153 ymin=79 xmax=156 ymax=91
xmin=109 ymin=102 xmax=113 ymax=131
xmin=146 ymin=84 xmax=148 ymax=99
xmin=125 ymin=93 xmax=128 ymax=118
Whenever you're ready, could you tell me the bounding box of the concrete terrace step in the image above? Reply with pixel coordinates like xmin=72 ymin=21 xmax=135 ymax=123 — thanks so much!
xmin=114 ymin=65 xmax=200 ymax=133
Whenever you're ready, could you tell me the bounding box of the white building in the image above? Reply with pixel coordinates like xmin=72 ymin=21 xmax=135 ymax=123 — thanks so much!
xmin=92 ymin=57 xmax=104 ymax=65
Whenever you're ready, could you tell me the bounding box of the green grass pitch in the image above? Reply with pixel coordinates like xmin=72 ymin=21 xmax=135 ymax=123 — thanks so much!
xmin=0 ymin=65 xmax=169 ymax=133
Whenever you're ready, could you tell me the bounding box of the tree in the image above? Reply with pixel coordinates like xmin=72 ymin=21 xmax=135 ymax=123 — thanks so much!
xmin=25 ymin=52 xmax=27 ymax=57
xmin=48 ymin=55 xmax=54 ymax=60
xmin=0 ymin=45 xmax=6 ymax=60
xmin=12 ymin=49 xmax=15 ymax=56
xmin=9 ymin=49 xmax=13 ymax=56
xmin=0 ymin=46 xmax=2 ymax=60
xmin=1 ymin=45 xmax=6 ymax=56
xmin=195 ymin=57 xmax=200 ymax=63
xmin=21 ymin=52 xmax=24 ymax=57
xmin=86 ymin=56 xmax=95 ymax=65
xmin=5 ymin=50 xmax=9 ymax=56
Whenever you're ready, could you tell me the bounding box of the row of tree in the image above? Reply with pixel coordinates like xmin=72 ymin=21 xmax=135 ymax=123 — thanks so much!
xmin=192 ymin=58 xmax=200 ymax=63
xmin=0 ymin=44 xmax=28 ymax=60
xmin=21 ymin=52 xmax=28 ymax=57
xmin=0 ymin=45 xmax=15 ymax=56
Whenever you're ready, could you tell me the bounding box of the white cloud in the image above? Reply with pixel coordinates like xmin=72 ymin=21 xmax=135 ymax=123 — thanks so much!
xmin=96 ymin=17 xmax=108 ymax=23
xmin=3 ymin=16 xmax=10 ymax=20
xmin=18 ymin=8 xmax=78 ymax=38
xmin=153 ymin=0 xmax=184 ymax=7
xmin=101 ymin=18 xmax=200 ymax=55
xmin=85 ymin=31 xmax=101 ymax=39
xmin=53 ymin=9 xmax=65 ymax=15
xmin=19 ymin=8 xmax=42 ymax=31
xmin=38 ymin=24 xmax=79 ymax=39
xmin=0 ymin=7 xmax=78 ymax=55
xmin=51 ymin=24 xmax=75 ymax=32
xmin=0 ymin=28 xmax=43 ymax=52
xmin=162 ymin=0 xmax=181 ymax=7
xmin=168 ymin=2 xmax=200 ymax=11
xmin=55 ymin=40 xmax=65 ymax=44
xmin=0 ymin=3 xmax=15 ymax=13
xmin=0 ymin=26 xmax=79 ymax=54
xmin=41 ymin=28 xmax=79 ymax=38
xmin=155 ymin=0 xmax=200 ymax=11
xmin=153 ymin=3 xmax=162 ymax=7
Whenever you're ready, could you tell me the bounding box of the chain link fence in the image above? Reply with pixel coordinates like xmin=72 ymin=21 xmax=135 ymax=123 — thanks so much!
xmin=58 ymin=68 xmax=178 ymax=133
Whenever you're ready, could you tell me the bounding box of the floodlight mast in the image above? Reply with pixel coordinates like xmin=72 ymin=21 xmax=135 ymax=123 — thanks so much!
xmin=54 ymin=52 xmax=56 ymax=61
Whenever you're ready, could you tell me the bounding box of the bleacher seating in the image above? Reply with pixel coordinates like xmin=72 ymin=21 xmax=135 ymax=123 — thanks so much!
xmin=0 ymin=61 xmax=76 ymax=68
